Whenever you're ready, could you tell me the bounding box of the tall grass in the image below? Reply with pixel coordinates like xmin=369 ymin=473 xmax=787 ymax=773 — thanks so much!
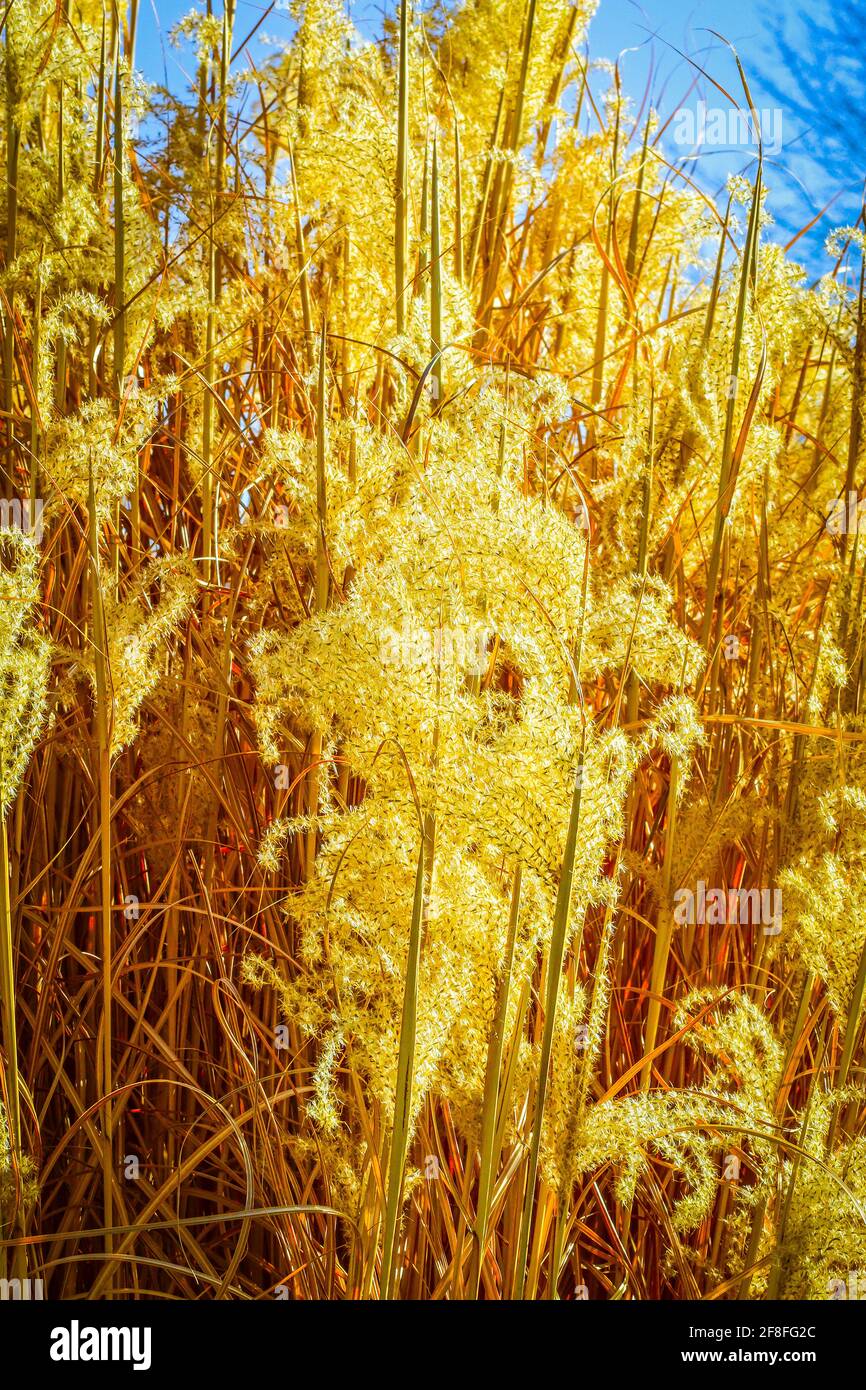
xmin=0 ymin=0 xmax=864 ymax=1302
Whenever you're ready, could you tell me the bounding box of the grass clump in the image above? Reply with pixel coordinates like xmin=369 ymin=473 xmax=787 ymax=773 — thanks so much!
xmin=0 ymin=0 xmax=863 ymax=1301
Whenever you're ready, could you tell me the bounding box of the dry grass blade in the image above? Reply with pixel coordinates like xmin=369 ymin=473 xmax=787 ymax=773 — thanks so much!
xmin=0 ymin=0 xmax=861 ymax=1308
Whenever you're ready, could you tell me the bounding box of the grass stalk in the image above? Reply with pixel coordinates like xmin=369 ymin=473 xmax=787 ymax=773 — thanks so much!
xmin=514 ymin=748 xmax=585 ymax=1299
xmin=471 ymin=862 xmax=521 ymax=1297
xmin=395 ymin=0 xmax=409 ymax=336
xmin=88 ymin=461 xmax=114 ymax=1295
xmin=379 ymin=834 xmax=425 ymax=1298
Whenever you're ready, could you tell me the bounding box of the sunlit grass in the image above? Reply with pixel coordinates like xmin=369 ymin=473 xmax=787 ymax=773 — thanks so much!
xmin=0 ymin=0 xmax=864 ymax=1302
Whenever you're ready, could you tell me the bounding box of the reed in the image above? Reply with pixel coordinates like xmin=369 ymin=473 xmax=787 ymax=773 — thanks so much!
xmin=0 ymin=0 xmax=861 ymax=1305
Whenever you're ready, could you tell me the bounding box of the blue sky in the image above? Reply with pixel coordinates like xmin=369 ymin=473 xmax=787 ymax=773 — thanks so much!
xmin=135 ymin=0 xmax=858 ymax=274
xmin=583 ymin=0 xmax=858 ymax=272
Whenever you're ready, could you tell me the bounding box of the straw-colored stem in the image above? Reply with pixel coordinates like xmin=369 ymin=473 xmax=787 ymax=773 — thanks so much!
xmin=380 ymin=834 xmax=425 ymax=1298
xmin=88 ymin=462 xmax=114 ymax=1295
xmin=514 ymin=753 xmax=584 ymax=1298
xmin=395 ymin=0 xmax=409 ymax=336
